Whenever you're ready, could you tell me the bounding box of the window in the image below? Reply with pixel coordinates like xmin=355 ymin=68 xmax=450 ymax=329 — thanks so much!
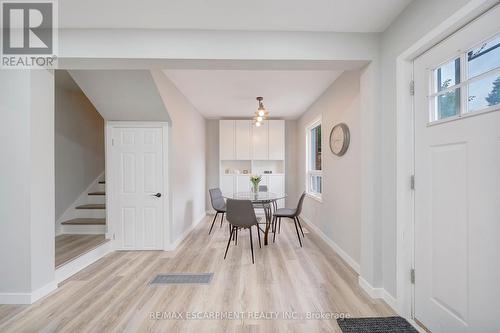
xmin=429 ymin=33 xmax=500 ymax=123
xmin=306 ymin=118 xmax=322 ymax=199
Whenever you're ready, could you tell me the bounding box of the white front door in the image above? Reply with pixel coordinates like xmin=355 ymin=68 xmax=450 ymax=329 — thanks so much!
xmin=111 ymin=125 xmax=165 ymax=250
xmin=413 ymin=6 xmax=500 ymax=333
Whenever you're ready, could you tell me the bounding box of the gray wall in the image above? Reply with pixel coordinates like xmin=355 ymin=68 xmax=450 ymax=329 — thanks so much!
xmin=151 ymin=71 xmax=207 ymax=244
xmin=379 ymin=0 xmax=471 ymax=297
xmin=205 ymin=120 xmax=220 ymax=210
xmin=296 ymin=71 xmax=362 ymax=264
xmin=55 ymin=73 xmax=105 ymax=220
xmin=0 ymin=70 xmax=55 ymax=296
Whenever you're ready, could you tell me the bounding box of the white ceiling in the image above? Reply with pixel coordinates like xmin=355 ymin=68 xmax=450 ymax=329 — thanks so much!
xmin=59 ymin=0 xmax=411 ymax=32
xmin=163 ymin=70 xmax=343 ymax=119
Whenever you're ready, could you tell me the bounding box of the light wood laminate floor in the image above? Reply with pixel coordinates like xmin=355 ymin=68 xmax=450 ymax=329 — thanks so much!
xmin=0 ymin=216 xmax=392 ymax=332
xmin=55 ymin=234 xmax=108 ymax=268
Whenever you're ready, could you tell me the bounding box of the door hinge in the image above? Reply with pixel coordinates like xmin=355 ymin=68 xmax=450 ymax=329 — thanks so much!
xmin=113 ymin=233 xmax=115 ymax=240
xmin=410 ymin=175 xmax=415 ymax=190
xmin=409 ymin=80 xmax=415 ymax=96
xmin=410 ymin=268 xmax=415 ymax=284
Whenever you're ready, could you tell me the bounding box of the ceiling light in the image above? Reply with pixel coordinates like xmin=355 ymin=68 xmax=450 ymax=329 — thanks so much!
xmin=254 ymin=96 xmax=269 ymax=126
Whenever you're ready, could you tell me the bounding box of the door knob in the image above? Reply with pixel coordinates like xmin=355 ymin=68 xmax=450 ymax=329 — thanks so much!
xmin=152 ymin=193 xmax=162 ymax=198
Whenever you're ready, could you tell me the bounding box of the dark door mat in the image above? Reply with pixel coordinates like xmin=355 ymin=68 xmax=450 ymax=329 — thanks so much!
xmin=150 ymin=273 xmax=213 ymax=285
xmin=337 ymin=316 xmax=418 ymax=333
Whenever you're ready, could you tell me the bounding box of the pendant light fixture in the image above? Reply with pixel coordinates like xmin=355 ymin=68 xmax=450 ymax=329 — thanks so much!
xmin=253 ymin=97 xmax=269 ymax=126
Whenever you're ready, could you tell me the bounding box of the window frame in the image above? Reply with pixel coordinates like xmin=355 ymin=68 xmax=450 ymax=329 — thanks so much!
xmin=305 ymin=117 xmax=322 ymax=201
xmin=428 ymin=32 xmax=500 ymax=125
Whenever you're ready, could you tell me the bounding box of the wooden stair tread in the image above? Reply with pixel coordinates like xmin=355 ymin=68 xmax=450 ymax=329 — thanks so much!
xmin=61 ymin=218 xmax=106 ymax=225
xmin=75 ymin=204 xmax=105 ymax=209
xmin=88 ymin=191 xmax=105 ymax=196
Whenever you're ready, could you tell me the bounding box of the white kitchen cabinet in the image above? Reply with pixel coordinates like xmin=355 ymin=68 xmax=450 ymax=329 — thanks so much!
xmin=252 ymin=121 xmax=268 ymax=160
xmin=235 ymin=120 xmax=252 ymax=160
xmin=268 ymin=120 xmax=285 ymax=160
xmin=220 ymin=174 xmax=235 ymax=197
xmin=236 ymin=175 xmax=251 ymax=192
xmin=267 ymin=175 xmax=285 ymax=208
xmin=220 ymin=120 xmax=235 ymax=160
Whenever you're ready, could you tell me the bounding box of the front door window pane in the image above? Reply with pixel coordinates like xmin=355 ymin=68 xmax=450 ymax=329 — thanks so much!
xmin=436 ymin=88 xmax=460 ymax=120
xmin=467 ymin=35 xmax=500 ymax=78
xmin=468 ymin=74 xmax=500 ymax=112
xmin=435 ymin=58 xmax=461 ymax=92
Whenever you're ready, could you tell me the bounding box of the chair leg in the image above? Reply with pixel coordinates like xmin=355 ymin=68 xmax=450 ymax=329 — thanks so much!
xmin=249 ymin=227 xmax=255 ymax=264
xmin=293 ymin=217 xmax=303 ymax=247
xmin=235 ymin=228 xmax=238 ymax=245
xmin=295 ymin=216 xmax=305 ymax=237
xmin=220 ymin=212 xmax=225 ymax=227
xmin=256 ymin=224 xmax=261 ymax=248
xmin=278 ymin=217 xmax=282 ymax=233
xmin=273 ymin=216 xmax=277 ymax=243
xmin=209 ymin=212 xmax=218 ymax=235
xmin=224 ymin=226 xmax=235 ymax=259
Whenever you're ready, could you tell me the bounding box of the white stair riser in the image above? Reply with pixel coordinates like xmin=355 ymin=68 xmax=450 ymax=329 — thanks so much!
xmin=60 ymin=224 xmax=106 ymax=235
xmin=75 ymin=209 xmax=106 ymax=219
xmin=87 ymin=195 xmax=105 ymax=205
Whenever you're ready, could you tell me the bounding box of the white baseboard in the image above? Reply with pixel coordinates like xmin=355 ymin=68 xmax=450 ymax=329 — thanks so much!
xmin=165 ymin=213 xmax=207 ymax=251
xmin=0 ymin=280 xmax=58 ymax=305
xmin=358 ymin=276 xmax=399 ymax=314
xmin=55 ymin=240 xmax=112 ymax=284
xmin=60 ymin=224 xmax=106 ymax=235
xmin=300 ymin=215 xmax=360 ymax=274
xmin=299 ymin=216 xmax=402 ymax=317
xmin=358 ymin=276 xmax=384 ymax=298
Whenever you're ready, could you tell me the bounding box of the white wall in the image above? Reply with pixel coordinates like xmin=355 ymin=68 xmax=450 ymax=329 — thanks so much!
xmin=69 ymin=70 xmax=170 ymax=122
xmin=296 ymin=71 xmax=362 ymax=264
xmin=0 ymin=70 xmax=55 ymax=303
xmin=379 ymin=0 xmax=472 ymax=298
xmin=151 ymin=71 xmax=207 ymax=244
xmin=55 ymin=73 xmax=105 ymax=220
xmin=205 ymin=120 xmax=220 ymax=210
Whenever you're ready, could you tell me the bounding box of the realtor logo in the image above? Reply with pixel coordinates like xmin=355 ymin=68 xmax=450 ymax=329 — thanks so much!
xmin=1 ymin=0 xmax=57 ymax=68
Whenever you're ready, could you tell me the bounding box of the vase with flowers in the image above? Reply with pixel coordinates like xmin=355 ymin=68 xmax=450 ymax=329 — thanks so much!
xmin=250 ymin=175 xmax=262 ymax=193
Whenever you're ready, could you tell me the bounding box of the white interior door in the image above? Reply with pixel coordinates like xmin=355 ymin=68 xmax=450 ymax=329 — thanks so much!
xmin=111 ymin=125 xmax=165 ymax=250
xmin=413 ymin=6 xmax=500 ymax=333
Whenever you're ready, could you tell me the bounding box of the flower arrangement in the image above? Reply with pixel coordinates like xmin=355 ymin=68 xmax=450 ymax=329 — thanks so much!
xmin=250 ymin=175 xmax=262 ymax=193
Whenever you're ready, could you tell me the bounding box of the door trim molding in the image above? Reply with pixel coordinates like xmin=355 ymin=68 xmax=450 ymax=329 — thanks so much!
xmin=105 ymin=121 xmax=170 ymax=251
xmin=395 ymin=0 xmax=497 ymax=320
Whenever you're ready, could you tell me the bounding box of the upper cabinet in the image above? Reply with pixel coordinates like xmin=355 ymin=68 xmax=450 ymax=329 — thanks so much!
xmin=268 ymin=120 xmax=285 ymax=160
xmin=219 ymin=120 xmax=235 ymax=160
xmin=235 ymin=120 xmax=252 ymax=160
xmin=252 ymin=121 xmax=269 ymax=160
xmin=220 ymin=119 xmax=285 ymax=161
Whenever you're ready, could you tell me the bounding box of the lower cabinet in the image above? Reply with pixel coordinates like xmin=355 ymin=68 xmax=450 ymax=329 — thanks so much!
xmin=236 ymin=175 xmax=251 ymax=192
xmin=220 ymin=175 xmax=235 ymax=197
xmin=267 ymin=175 xmax=285 ymax=208
xmin=219 ymin=174 xmax=285 ymax=208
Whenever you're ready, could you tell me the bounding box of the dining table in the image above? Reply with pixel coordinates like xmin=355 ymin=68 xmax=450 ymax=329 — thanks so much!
xmin=224 ymin=191 xmax=287 ymax=245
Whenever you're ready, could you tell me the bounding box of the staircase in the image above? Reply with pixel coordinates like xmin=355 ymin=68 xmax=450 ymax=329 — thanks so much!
xmin=58 ymin=178 xmax=106 ymax=234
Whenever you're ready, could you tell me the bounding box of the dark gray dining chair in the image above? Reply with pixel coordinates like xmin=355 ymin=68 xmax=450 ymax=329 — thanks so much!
xmin=272 ymin=191 xmax=306 ymax=247
xmin=259 ymin=185 xmax=268 ymax=192
xmin=208 ymin=188 xmax=226 ymax=235
xmin=224 ymin=199 xmax=261 ymax=264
